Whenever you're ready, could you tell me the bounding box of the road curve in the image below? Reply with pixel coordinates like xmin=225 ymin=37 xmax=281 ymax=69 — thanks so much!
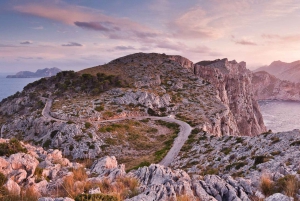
xmin=42 ymin=98 xmax=192 ymax=166
xmin=42 ymin=98 xmax=67 ymax=123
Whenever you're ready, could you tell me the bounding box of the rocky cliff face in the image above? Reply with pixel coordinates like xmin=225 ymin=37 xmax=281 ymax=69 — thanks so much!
xmin=252 ymin=71 xmax=300 ymax=101
xmin=194 ymin=59 xmax=266 ymax=136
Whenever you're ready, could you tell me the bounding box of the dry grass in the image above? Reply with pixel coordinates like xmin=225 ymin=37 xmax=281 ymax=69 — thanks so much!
xmin=260 ymin=174 xmax=274 ymax=197
xmin=86 ymin=177 xmax=139 ymax=200
xmin=58 ymin=167 xmax=88 ymax=198
xmin=177 ymin=195 xmax=201 ymax=201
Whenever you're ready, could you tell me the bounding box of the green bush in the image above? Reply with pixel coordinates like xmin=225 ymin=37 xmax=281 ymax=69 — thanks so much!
xmin=0 ymin=172 xmax=7 ymax=186
xmin=75 ymin=194 xmax=118 ymax=201
xmin=50 ymin=130 xmax=59 ymax=138
xmin=0 ymin=138 xmax=27 ymax=157
xmin=85 ymin=122 xmax=92 ymax=129
xmin=43 ymin=139 xmax=52 ymax=149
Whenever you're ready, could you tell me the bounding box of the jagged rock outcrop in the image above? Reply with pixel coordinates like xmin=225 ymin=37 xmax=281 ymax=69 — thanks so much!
xmin=194 ymin=58 xmax=266 ymax=136
xmin=252 ymin=71 xmax=300 ymax=101
xmin=114 ymin=91 xmax=171 ymax=109
xmin=127 ymin=164 xmax=252 ymax=201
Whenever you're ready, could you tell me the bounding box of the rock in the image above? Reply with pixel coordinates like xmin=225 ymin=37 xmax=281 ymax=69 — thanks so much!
xmin=194 ymin=58 xmax=266 ymax=136
xmin=8 ymin=153 xmax=39 ymax=178
xmin=54 ymin=197 xmax=75 ymax=201
xmin=128 ymin=164 xmax=251 ymax=201
xmin=38 ymin=198 xmax=54 ymax=201
xmin=89 ymin=187 xmax=101 ymax=194
xmin=114 ymin=91 xmax=171 ymax=109
xmin=90 ymin=156 xmax=125 ymax=181
xmin=4 ymin=178 xmax=21 ymax=195
xmin=0 ymin=157 xmax=11 ymax=174
xmin=265 ymin=193 xmax=293 ymax=201
xmin=9 ymin=169 xmax=27 ymax=183
xmin=91 ymin=156 xmax=118 ymax=172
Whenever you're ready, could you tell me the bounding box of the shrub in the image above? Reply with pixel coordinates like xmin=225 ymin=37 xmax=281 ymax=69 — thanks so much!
xmin=43 ymin=139 xmax=52 ymax=149
xmin=221 ymin=147 xmax=232 ymax=155
xmin=290 ymin=140 xmax=300 ymax=146
xmin=260 ymin=175 xmax=274 ymax=196
xmin=254 ymin=155 xmax=272 ymax=166
xmin=0 ymin=172 xmax=7 ymax=186
xmin=95 ymin=106 xmax=104 ymax=112
xmin=0 ymin=138 xmax=27 ymax=157
xmin=34 ymin=167 xmax=44 ymax=183
xmin=85 ymin=122 xmax=92 ymax=129
xmin=50 ymin=130 xmax=59 ymax=138
xmin=202 ymin=167 xmax=219 ymax=175
xmin=75 ymin=194 xmax=118 ymax=201
xmin=69 ymin=145 xmax=74 ymax=151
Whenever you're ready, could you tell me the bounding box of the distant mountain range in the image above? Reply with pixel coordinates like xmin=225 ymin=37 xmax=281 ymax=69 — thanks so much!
xmin=6 ymin=67 xmax=61 ymax=78
xmin=255 ymin=60 xmax=300 ymax=83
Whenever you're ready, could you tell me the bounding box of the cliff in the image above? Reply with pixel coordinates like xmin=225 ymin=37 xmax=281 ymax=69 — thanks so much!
xmin=194 ymin=58 xmax=266 ymax=136
xmin=255 ymin=60 xmax=300 ymax=83
xmin=7 ymin=67 xmax=61 ymax=78
xmin=252 ymin=71 xmax=300 ymax=101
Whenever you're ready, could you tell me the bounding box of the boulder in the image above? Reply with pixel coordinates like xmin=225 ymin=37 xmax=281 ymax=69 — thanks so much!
xmin=4 ymin=178 xmax=21 ymax=195
xmin=265 ymin=193 xmax=293 ymax=201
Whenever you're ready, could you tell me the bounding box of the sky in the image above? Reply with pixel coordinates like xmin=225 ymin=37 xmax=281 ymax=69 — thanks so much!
xmin=1 ymin=0 xmax=300 ymax=73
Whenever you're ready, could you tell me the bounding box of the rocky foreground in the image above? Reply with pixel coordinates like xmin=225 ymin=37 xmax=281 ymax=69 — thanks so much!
xmin=0 ymin=137 xmax=298 ymax=201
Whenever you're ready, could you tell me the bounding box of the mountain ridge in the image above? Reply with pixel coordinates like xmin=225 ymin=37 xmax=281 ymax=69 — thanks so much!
xmin=6 ymin=67 xmax=61 ymax=78
xmin=255 ymin=60 xmax=300 ymax=82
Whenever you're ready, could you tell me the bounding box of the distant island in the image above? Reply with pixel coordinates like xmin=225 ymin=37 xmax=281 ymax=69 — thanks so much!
xmin=6 ymin=67 xmax=61 ymax=78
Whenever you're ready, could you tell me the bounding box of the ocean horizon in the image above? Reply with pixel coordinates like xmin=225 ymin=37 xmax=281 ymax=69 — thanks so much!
xmin=0 ymin=73 xmax=39 ymax=101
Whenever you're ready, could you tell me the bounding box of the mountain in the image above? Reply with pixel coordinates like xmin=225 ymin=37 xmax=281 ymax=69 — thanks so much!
xmin=255 ymin=60 xmax=300 ymax=82
xmin=0 ymin=53 xmax=299 ymax=200
xmin=6 ymin=67 xmax=61 ymax=78
xmin=252 ymin=71 xmax=300 ymax=101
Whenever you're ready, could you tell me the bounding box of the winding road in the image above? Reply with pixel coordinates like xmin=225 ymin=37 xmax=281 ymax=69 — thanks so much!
xmin=42 ymin=98 xmax=192 ymax=167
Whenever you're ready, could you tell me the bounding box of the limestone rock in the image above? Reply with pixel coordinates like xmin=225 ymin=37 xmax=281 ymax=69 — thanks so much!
xmin=265 ymin=193 xmax=293 ymax=201
xmin=4 ymin=178 xmax=21 ymax=195
xmin=8 ymin=153 xmax=39 ymax=178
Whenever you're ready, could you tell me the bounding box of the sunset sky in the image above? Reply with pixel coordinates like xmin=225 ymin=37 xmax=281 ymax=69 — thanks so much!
xmin=1 ymin=0 xmax=300 ymax=72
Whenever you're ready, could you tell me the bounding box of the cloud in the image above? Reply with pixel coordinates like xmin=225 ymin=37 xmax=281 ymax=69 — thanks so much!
xmin=61 ymin=42 xmax=83 ymax=47
xmin=234 ymin=39 xmax=257 ymax=46
xmin=74 ymin=21 xmax=112 ymax=32
xmin=33 ymin=26 xmax=44 ymax=30
xmin=262 ymin=33 xmax=300 ymax=42
xmin=18 ymin=57 xmax=43 ymax=60
xmin=13 ymin=3 xmax=96 ymax=25
xmin=114 ymin=46 xmax=135 ymax=50
xmin=20 ymin=41 xmax=33 ymax=45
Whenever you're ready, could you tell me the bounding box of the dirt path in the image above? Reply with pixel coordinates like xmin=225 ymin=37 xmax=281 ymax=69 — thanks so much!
xmin=42 ymin=98 xmax=192 ymax=167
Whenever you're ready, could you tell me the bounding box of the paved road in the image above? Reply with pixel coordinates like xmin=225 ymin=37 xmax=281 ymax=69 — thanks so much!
xmin=42 ymin=98 xmax=67 ymax=123
xmin=42 ymin=98 xmax=192 ymax=166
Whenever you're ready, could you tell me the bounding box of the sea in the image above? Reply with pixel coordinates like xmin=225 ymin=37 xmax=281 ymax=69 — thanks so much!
xmin=259 ymin=100 xmax=300 ymax=133
xmin=0 ymin=73 xmax=39 ymax=101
